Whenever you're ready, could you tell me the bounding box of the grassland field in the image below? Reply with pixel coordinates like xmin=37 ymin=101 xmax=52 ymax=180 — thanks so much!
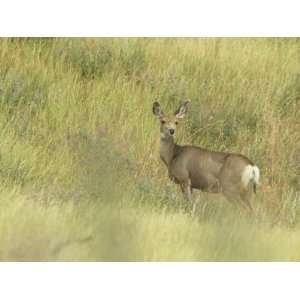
xmin=0 ymin=38 xmax=299 ymax=261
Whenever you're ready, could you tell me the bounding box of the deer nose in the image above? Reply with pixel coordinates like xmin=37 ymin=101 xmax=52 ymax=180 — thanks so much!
xmin=169 ymin=129 xmax=175 ymax=135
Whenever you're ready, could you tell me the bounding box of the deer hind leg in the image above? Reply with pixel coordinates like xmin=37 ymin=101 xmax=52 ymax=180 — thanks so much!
xmin=222 ymin=185 xmax=253 ymax=215
xmin=240 ymin=185 xmax=254 ymax=214
xmin=221 ymin=187 xmax=240 ymax=209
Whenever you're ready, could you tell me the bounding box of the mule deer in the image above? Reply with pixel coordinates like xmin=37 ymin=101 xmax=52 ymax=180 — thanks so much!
xmin=152 ymin=100 xmax=260 ymax=212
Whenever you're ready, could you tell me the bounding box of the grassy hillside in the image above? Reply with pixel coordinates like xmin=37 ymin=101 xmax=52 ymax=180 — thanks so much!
xmin=0 ymin=38 xmax=299 ymax=261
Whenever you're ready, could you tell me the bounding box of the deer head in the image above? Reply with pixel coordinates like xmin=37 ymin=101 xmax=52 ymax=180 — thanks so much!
xmin=152 ymin=100 xmax=190 ymax=139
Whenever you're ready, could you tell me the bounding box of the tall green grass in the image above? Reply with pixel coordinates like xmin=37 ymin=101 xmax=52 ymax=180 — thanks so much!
xmin=0 ymin=38 xmax=299 ymax=261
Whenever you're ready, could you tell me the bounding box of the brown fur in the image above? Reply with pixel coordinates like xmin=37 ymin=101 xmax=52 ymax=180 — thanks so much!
xmin=153 ymin=101 xmax=258 ymax=213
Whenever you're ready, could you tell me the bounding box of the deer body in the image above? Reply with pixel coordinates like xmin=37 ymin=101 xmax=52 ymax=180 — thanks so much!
xmin=153 ymin=101 xmax=260 ymax=212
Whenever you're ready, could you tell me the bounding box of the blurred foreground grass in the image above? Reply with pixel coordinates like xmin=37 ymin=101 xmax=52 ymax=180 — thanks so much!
xmin=0 ymin=38 xmax=299 ymax=261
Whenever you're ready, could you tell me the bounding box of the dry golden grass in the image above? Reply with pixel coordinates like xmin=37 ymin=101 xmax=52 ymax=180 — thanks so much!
xmin=0 ymin=38 xmax=299 ymax=260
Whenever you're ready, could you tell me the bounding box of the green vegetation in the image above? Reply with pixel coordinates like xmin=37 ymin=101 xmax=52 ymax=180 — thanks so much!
xmin=0 ymin=38 xmax=299 ymax=261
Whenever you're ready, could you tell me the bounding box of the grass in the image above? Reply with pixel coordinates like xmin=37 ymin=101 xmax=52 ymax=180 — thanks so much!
xmin=0 ymin=37 xmax=299 ymax=261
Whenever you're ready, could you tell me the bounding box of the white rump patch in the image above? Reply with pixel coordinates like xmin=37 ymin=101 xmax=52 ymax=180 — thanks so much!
xmin=241 ymin=165 xmax=260 ymax=188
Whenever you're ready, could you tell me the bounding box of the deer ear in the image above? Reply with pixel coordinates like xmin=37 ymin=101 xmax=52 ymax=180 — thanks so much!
xmin=152 ymin=102 xmax=164 ymax=117
xmin=174 ymin=100 xmax=191 ymax=119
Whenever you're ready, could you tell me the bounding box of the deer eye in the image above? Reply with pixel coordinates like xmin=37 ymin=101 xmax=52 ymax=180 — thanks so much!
xmin=175 ymin=121 xmax=178 ymax=125
xmin=161 ymin=120 xmax=166 ymax=124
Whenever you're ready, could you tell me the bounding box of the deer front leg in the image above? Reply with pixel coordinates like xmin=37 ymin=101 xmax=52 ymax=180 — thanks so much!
xmin=180 ymin=179 xmax=192 ymax=201
xmin=180 ymin=179 xmax=199 ymax=216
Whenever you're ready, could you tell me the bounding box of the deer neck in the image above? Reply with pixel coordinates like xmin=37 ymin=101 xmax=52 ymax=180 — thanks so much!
xmin=160 ymin=136 xmax=176 ymax=168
